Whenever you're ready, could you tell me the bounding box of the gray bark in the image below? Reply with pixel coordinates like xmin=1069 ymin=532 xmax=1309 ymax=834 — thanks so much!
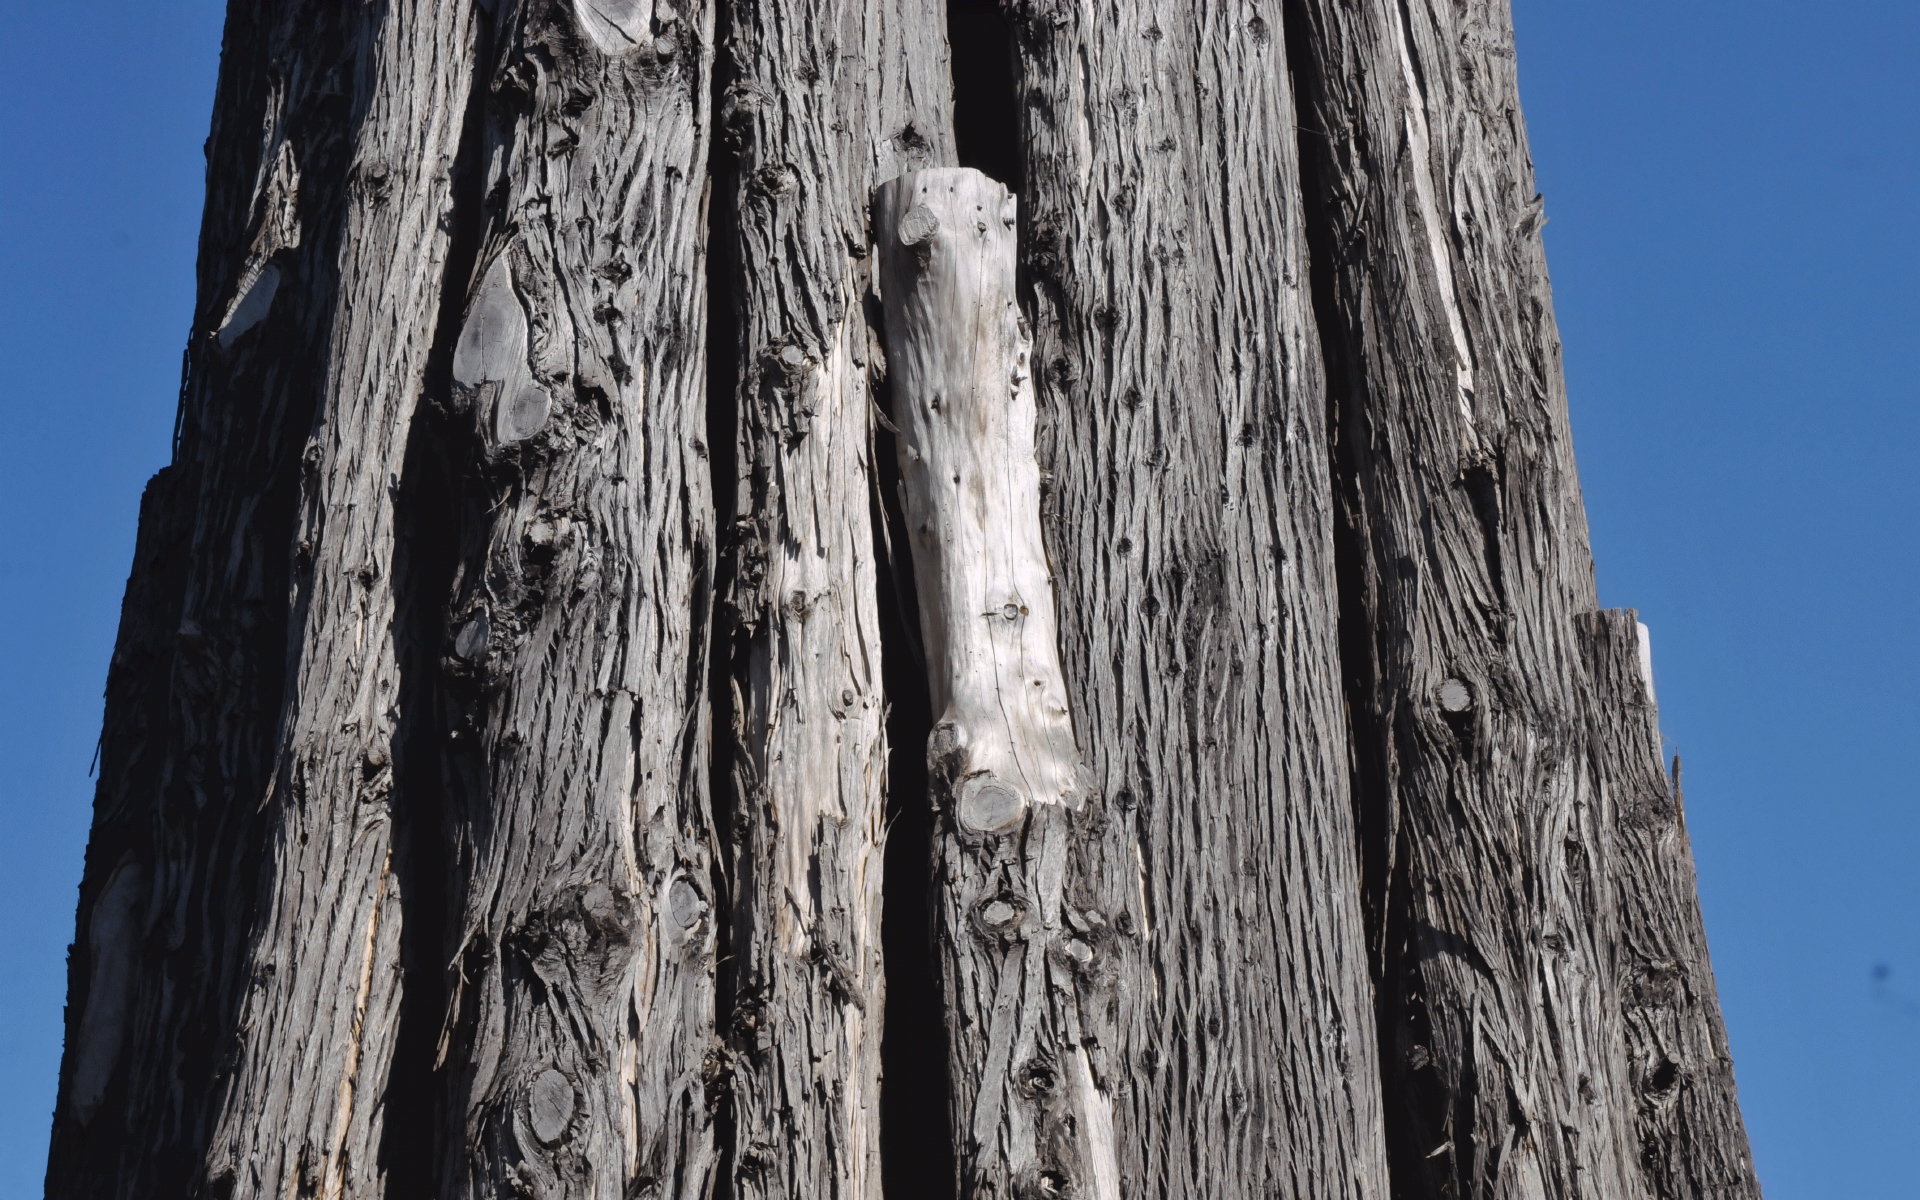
xmin=431 ymin=5 xmax=719 ymax=1198
xmin=44 ymin=3 xmax=1759 ymax=1199
xmin=1580 ymin=613 xmax=1759 ymax=1200
xmin=1006 ymin=5 xmax=1392 ymax=1197
xmin=709 ymin=5 xmax=951 ymax=1198
xmin=47 ymin=5 xmax=477 ymax=1197
xmin=1286 ymin=0 xmax=1760 ymax=1196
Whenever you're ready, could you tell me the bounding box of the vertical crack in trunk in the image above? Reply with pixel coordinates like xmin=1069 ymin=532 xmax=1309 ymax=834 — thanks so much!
xmin=948 ymin=1 xmax=1022 ymax=196
xmin=871 ymin=287 xmax=955 ymax=1199
xmin=1281 ymin=10 xmax=1420 ymax=1197
xmin=703 ymin=28 xmax=744 ymax=1196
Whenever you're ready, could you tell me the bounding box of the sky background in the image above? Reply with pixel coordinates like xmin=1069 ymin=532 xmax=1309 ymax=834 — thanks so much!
xmin=0 ymin=2 xmax=1913 ymax=1196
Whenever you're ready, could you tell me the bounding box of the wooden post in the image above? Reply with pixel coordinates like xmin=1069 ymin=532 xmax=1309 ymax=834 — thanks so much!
xmin=873 ymin=167 xmax=1118 ymax=1200
xmin=1581 ymin=611 xmax=1761 ymax=1199
xmin=709 ymin=6 xmax=952 ymax=1198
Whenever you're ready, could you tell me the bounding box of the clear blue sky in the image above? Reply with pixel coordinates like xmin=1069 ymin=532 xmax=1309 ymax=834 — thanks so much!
xmin=0 ymin=3 xmax=1912 ymax=1196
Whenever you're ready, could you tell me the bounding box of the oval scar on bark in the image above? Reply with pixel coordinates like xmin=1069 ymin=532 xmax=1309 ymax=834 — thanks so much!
xmin=454 ymin=255 xmax=547 ymax=444
xmin=569 ymin=0 xmax=653 ymax=57
xmin=528 ymin=1069 xmax=576 ymax=1145
xmin=455 ymin=611 xmax=490 ymax=660
xmin=1438 ymin=677 xmax=1473 ymax=713
xmin=958 ymin=776 xmax=1026 ymax=834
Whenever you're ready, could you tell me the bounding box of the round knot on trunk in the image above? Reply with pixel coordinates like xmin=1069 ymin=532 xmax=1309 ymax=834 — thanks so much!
xmin=957 ymin=775 xmax=1026 ymax=834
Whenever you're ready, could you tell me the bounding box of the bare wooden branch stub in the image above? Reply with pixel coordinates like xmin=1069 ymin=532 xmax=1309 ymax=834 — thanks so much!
xmin=874 ymin=166 xmax=1118 ymax=1200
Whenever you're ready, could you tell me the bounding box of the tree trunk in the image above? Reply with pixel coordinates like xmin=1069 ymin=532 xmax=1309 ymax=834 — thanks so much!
xmin=1284 ymin=1 xmax=1758 ymax=1195
xmin=1004 ymin=6 xmax=1392 ymax=1196
xmin=46 ymin=3 xmax=1758 ymax=1199
xmin=708 ymin=6 xmax=950 ymax=1198
xmin=428 ymin=6 xmax=720 ymax=1198
xmin=1580 ymin=613 xmax=1760 ymax=1200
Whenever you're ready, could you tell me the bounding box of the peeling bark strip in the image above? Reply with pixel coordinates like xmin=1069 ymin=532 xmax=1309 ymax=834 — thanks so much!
xmin=430 ymin=4 xmax=718 ymax=1198
xmin=710 ymin=6 xmax=951 ymax=1199
xmin=873 ymin=168 xmax=1118 ymax=1200
xmin=1008 ymin=6 xmax=1391 ymax=1197
xmin=1581 ymin=613 xmax=1760 ymax=1200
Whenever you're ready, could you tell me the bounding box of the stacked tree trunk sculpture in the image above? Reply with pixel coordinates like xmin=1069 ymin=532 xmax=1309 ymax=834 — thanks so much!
xmin=45 ymin=3 xmax=1757 ymax=1199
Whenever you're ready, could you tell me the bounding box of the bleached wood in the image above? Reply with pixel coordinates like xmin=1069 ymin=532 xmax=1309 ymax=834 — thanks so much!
xmin=874 ymin=167 xmax=1117 ymax=1200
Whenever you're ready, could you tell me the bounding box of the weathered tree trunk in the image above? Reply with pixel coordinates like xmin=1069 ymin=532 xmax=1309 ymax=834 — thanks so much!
xmin=49 ymin=6 xmax=477 ymax=1197
xmin=428 ymin=5 xmax=720 ymax=1198
xmin=1285 ymin=0 xmax=1758 ymax=1196
xmin=1004 ymin=6 xmax=1394 ymax=1197
xmin=1581 ymin=613 xmax=1760 ymax=1200
xmin=47 ymin=2 xmax=1758 ymax=1199
xmin=708 ymin=6 xmax=950 ymax=1199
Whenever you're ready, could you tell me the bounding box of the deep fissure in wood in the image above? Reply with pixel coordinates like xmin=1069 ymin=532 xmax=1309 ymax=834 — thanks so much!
xmin=701 ymin=31 xmax=744 ymax=1193
xmin=870 ymin=308 xmax=956 ymax=1200
xmin=947 ymin=1 xmax=1022 ymax=197
xmin=378 ymin=17 xmax=496 ymax=1186
xmin=1283 ymin=7 xmax=1445 ymax=1195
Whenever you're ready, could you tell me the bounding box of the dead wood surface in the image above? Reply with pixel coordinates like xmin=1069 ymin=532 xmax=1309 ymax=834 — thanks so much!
xmin=709 ymin=5 xmax=951 ymax=1198
xmin=48 ymin=5 xmax=477 ymax=1197
xmin=1007 ymin=5 xmax=1392 ymax=1197
xmin=43 ymin=3 xmax=1759 ymax=1199
xmin=875 ymin=166 xmax=1119 ymax=1200
xmin=1285 ymin=1 xmax=1758 ymax=1197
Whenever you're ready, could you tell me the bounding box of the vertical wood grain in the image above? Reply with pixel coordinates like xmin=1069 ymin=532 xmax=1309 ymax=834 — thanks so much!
xmin=710 ymin=4 xmax=952 ymax=1197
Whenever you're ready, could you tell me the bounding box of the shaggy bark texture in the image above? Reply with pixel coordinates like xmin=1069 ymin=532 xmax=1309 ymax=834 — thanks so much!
xmin=48 ymin=5 xmax=477 ymax=1197
xmin=45 ymin=3 xmax=1757 ymax=1199
xmin=708 ymin=5 xmax=951 ymax=1198
xmin=429 ymin=5 xmax=720 ymax=1198
xmin=1005 ymin=4 xmax=1392 ymax=1197
xmin=1582 ymin=612 xmax=1760 ymax=1200
xmin=1286 ymin=1 xmax=1758 ymax=1197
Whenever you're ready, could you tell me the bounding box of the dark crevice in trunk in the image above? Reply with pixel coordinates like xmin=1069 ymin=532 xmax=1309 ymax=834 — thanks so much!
xmin=383 ymin=403 xmax=460 ymax=1198
xmin=872 ymin=9 xmax=1024 ymax=1192
xmin=947 ymin=0 xmax=1022 ymax=196
xmin=1282 ymin=7 xmax=1423 ymax=1199
xmin=380 ymin=19 xmax=493 ymax=1191
xmin=870 ymin=284 xmax=955 ymax=1200
xmin=1461 ymin=458 xmax=1506 ymax=608
xmin=704 ymin=25 xmax=744 ymax=1198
